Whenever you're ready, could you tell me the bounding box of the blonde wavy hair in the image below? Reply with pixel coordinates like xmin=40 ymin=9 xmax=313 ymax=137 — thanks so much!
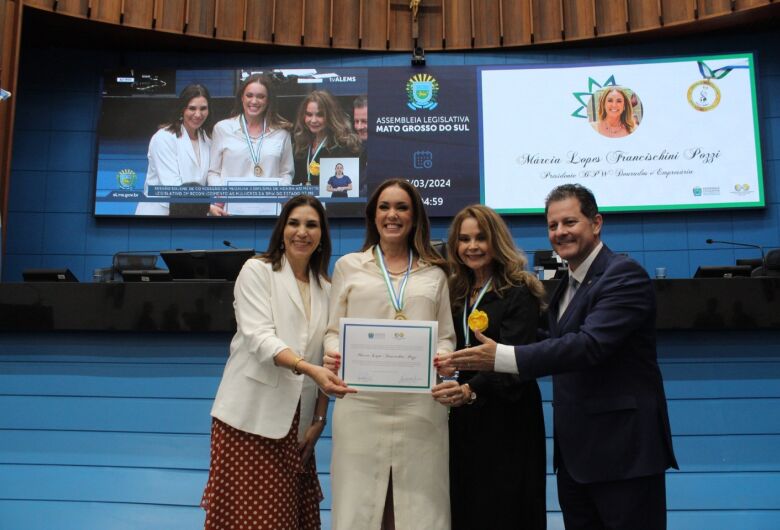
xmin=293 ymin=90 xmax=361 ymax=158
xmin=447 ymin=205 xmax=545 ymax=311
xmin=597 ymin=87 xmax=636 ymax=133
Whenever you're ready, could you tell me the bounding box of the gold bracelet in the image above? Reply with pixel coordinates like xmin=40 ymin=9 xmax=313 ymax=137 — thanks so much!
xmin=292 ymin=357 xmax=304 ymax=375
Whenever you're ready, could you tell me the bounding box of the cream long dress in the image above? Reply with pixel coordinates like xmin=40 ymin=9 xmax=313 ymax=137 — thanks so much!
xmin=323 ymin=247 xmax=456 ymax=530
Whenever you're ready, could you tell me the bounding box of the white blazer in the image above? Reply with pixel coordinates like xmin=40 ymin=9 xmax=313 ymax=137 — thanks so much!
xmin=135 ymin=127 xmax=210 ymax=216
xmin=210 ymin=257 xmax=330 ymax=440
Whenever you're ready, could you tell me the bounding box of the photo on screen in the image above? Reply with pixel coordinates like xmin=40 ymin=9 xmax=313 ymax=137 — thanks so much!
xmin=95 ymin=67 xmax=370 ymax=218
xmin=318 ymin=157 xmax=360 ymax=199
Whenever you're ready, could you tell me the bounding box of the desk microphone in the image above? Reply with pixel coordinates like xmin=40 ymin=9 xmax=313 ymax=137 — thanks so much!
xmin=705 ymin=238 xmax=765 ymax=270
xmin=223 ymin=240 xmax=238 ymax=249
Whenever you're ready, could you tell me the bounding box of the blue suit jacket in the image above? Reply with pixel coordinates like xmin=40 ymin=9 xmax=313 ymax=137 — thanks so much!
xmin=515 ymin=245 xmax=677 ymax=483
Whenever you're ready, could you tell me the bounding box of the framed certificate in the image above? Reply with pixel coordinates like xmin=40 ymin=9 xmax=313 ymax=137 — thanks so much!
xmin=339 ymin=317 xmax=438 ymax=393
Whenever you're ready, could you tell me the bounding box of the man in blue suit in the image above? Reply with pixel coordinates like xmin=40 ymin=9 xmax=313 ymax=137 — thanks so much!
xmin=440 ymin=184 xmax=677 ymax=529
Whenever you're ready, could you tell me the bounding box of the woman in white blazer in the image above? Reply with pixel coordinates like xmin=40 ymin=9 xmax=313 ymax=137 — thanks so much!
xmin=135 ymin=84 xmax=214 ymax=216
xmin=201 ymin=195 xmax=355 ymax=530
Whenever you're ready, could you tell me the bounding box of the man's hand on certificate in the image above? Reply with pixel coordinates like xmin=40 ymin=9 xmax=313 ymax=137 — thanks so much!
xmin=435 ymin=330 xmax=498 ymax=372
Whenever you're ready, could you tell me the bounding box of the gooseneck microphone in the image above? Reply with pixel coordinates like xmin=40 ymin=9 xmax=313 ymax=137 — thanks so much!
xmin=223 ymin=240 xmax=238 ymax=249
xmin=705 ymin=238 xmax=766 ymax=270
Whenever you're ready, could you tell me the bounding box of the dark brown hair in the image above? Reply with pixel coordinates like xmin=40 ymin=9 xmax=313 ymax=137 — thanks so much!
xmin=259 ymin=194 xmax=331 ymax=286
xmin=362 ymin=178 xmax=447 ymax=272
xmin=545 ymin=183 xmax=599 ymax=220
xmin=230 ymin=74 xmax=291 ymax=131
xmin=164 ymin=84 xmax=214 ymax=139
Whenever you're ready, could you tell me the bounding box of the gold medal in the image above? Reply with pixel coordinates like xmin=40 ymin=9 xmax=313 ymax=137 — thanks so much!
xmin=308 ymin=160 xmax=320 ymax=177
xmin=467 ymin=309 xmax=489 ymax=333
xmin=394 ymin=310 xmax=407 ymax=320
xmin=254 ymin=164 xmax=263 ymax=177
xmin=687 ymin=79 xmax=721 ymax=112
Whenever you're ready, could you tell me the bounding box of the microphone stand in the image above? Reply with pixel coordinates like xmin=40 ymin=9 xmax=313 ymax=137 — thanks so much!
xmin=705 ymin=239 xmax=766 ymax=275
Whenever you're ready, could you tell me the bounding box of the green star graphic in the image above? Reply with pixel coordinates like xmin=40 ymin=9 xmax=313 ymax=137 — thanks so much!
xmin=571 ymin=75 xmax=617 ymax=118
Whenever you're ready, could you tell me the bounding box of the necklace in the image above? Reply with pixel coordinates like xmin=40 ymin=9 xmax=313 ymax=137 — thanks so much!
xmin=604 ymin=122 xmax=624 ymax=135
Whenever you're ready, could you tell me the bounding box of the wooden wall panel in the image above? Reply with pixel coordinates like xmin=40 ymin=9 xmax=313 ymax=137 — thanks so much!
xmin=93 ymin=0 xmax=122 ymax=24
xmin=501 ymin=0 xmax=532 ymax=46
xmin=387 ymin=0 xmax=413 ymax=50
xmin=698 ymin=0 xmax=732 ymax=18
xmin=532 ymin=0 xmax=563 ymax=43
xmin=22 ymin=0 xmax=50 ymax=10
xmin=54 ymin=0 xmax=88 ymax=17
xmin=627 ymin=0 xmax=660 ymax=30
xmin=121 ymin=0 xmax=154 ymax=28
xmin=331 ymin=0 xmax=359 ymax=48
xmin=156 ymin=0 xmax=186 ymax=32
xmin=244 ymin=0 xmax=273 ymax=43
xmin=273 ymin=0 xmax=303 ymax=45
xmin=417 ymin=0 xmax=442 ymax=50
xmin=303 ymin=0 xmax=330 ymax=47
xmin=387 ymin=0 xmax=411 ymax=50
xmin=0 ymin=0 xmax=21 ymax=255
xmin=595 ymin=0 xmax=628 ymax=35
xmin=215 ymin=0 xmax=244 ymax=40
xmin=735 ymin=0 xmax=770 ymax=9
xmin=15 ymin=0 xmax=780 ymax=52
xmin=184 ymin=0 xmax=216 ymax=37
xmin=562 ymin=0 xmax=595 ymax=40
xmin=473 ymin=0 xmax=501 ymax=48
xmin=661 ymin=0 xmax=696 ymax=25
xmin=443 ymin=0 xmax=469 ymax=49
xmin=360 ymin=0 xmax=387 ymax=49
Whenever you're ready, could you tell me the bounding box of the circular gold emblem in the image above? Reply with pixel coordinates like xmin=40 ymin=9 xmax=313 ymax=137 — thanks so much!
xmin=687 ymin=80 xmax=721 ymax=112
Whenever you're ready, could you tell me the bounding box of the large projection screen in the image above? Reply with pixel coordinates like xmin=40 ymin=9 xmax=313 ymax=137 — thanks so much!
xmin=480 ymin=53 xmax=764 ymax=213
xmin=93 ymin=53 xmax=763 ymax=218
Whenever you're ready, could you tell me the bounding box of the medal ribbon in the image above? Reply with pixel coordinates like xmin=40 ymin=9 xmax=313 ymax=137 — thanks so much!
xmin=462 ymin=278 xmax=492 ymax=347
xmin=306 ymin=137 xmax=328 ymax=184
xmin=240 ymin=114 xmax=267 ymax=172
xmin=375 ymin=245 xmax=412 ymax=316
xmin=697 ymin=61 xmax=748 ymax=80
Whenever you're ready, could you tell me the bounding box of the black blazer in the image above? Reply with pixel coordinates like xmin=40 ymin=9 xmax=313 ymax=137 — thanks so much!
xmin=515 ymin=245 xmax=678 ymax=483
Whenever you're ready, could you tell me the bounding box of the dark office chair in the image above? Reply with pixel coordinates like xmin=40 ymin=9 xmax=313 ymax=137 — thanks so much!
xmin=751 ymin=249 xmax=780 ymax=277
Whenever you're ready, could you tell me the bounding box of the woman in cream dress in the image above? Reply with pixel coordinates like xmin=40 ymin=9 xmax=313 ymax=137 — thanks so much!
xmin=324 ymin=178 xmax=456 ymax=529
xmin=207 ymin=74 xmax=293 ymax=216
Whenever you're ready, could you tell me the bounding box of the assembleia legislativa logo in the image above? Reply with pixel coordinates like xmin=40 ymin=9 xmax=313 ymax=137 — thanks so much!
xmin=406 ymin=74 xmax=439 ymax=111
